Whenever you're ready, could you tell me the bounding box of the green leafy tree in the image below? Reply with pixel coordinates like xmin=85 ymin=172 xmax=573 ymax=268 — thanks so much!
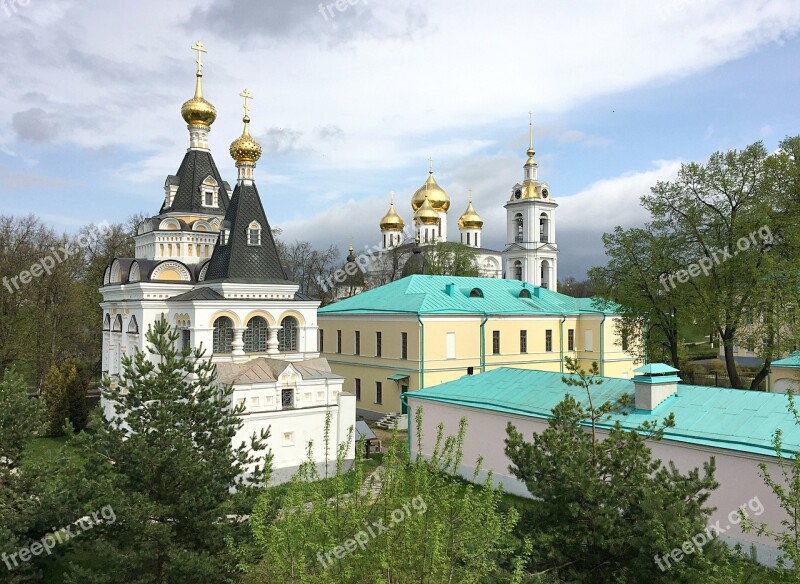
xmin=589 ymin=225 xmax=691 ymax=367
xmin=243 ymin=411 xmax=522 ymax=583
xmin=51 ymin=316 xmax=271 ymax=583
xmin=423 ymin=241 xmax=480 ymax=276
xmin=505 ymin=357 xmax=723 ymax=583
xmin=41 ymin=358 xmax=91 ymax=436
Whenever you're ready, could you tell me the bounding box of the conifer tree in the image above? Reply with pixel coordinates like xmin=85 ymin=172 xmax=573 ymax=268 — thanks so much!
xmin=53 ymin=316 xmax=271 ymax=584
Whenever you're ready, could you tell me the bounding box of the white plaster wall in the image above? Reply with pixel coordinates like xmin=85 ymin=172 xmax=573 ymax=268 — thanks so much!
xmin=408 ymin=397 xmax=788 ymax=563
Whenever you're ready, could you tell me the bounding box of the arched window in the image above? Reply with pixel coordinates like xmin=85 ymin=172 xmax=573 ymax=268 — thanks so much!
xmin=514 ymin=260 xmax=523 ymax=281
xmin=103 ymin=314 xmax=111 ymax=331
xmin=248 ymin=221 xmax=261 ymax=246
xmin=515 ymin=213 xmax=524 ymax=243
xmin=112 ymin=314 xmax=123 ymax=333
xmin=213 ymin=316 xmax=234 ymax=354
xmin=541 ymin=260 xmax=551 ymax=289
xmin=278 ymin=316 xmax=298 ymax=352
xmin=539 ymin=213 xmax=549 ymax=243
xmin=244 ymin=316 xmax=268 ymax=353
xmin=469 ymin=288 xmax=484 ymax=298
xmin=519 ymin=288 xmax=531 ymax=299
xmin=127 ymin=315 xmax=139 ymax=335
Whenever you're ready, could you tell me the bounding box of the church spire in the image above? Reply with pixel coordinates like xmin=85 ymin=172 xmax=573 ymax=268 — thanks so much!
xmin=524 ymin=112 xmax=538 ymax=182
xmin=229 ymin=88 xmax=263 ymax=182
xmin=181 ymin=41 xmax=217 ymax=150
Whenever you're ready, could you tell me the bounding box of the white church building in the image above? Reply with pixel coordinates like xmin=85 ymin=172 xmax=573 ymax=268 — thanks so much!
xmin=369 ymin=121 xmax=559 ymax=289
xmin=100 ymin=44 xmax=355 ymax=483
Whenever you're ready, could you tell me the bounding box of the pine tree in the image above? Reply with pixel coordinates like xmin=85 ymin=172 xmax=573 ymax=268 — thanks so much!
xmin=53 ymin=316 xmax=271 ymax=583
xmin=505 ymin=357 xmax=722 ymax=583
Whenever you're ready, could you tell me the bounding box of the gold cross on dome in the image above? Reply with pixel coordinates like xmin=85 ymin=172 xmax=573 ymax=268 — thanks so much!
xmin=468 ymin=188 xmax=473 ymax=202
xmin=191 ymin=41 xmax=207 ymax=74
xmin=240 ymin=88 xmax=254 ymax=117
xmin=428 ymin=156 xmax=433 ymax=173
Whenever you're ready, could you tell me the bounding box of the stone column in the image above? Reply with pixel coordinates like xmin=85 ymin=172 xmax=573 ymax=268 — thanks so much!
xmin=267 ymin=326 xmax=281 ymax=355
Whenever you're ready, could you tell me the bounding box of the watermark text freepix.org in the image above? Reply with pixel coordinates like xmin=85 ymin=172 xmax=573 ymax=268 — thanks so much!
xmin=654 ymin=496 xmax=764 ymax=572
xmin=317 ymin=495 xmax=427 ymax=568
xmin=318 ymin=0 xmax=367 ymax=21
xmin=2 ymin=505 xmax=116 ymax=571
xmin=2 ymin=221 xmax=113 ymax=295
xmin=659 ymin=226 xmax=773 ymax=292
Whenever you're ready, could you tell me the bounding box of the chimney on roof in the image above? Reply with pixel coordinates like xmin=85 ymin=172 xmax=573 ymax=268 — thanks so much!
xmin=533 ymin=286 xmax=543 ymax=298
xmin=445 ymin=283 xmax=456 ymax=297
xmin=633 ymin=363 xmax=680 ymax=411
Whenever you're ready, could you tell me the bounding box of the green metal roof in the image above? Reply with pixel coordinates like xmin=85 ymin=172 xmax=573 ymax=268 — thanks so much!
xmin=634 ymin=363 xmax=680 ymax=375
xmin=319 ymin=275 xmax=616 ymax=316
xmin=772 ymin=351 xmax=800 ymax=369
xmin=409 ymin=367 xmax=799 ymax=458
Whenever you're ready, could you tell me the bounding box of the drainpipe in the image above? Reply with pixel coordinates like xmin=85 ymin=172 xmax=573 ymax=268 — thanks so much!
xmin=417 ymin=314 xmax=425 ymax=389
xmin=559 ymin=314 xmax=566 ymax=373
xmin=479 ymin=312 xmax=489 ymax=373
xmin=599 ymin=312 xmax=606 ymax=376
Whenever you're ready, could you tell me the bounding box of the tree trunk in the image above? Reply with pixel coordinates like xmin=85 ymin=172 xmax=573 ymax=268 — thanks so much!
xmin=750 ymin=357 xmax=771 ymax=391
xmin=722 ymin=339 xmax=743 ymax=388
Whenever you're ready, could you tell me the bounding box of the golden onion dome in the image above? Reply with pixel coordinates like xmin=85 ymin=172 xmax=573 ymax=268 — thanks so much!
xmin=380 ymin=202 xmax=405 ymax=231
xmin=411 ymin=172 xmax=450 ymax=212
xmin=181 ymin=73 xmax=217 ymax=128
xmin=230 ymin=115 xmax=262 ymax=165
xmin=458 ymin=200 xmax=483 ymax=230
xmin=414 ymin=195 xmax=439 ymax=225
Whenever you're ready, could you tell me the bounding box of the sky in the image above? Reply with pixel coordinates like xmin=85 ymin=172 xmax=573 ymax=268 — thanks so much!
xmin=1 ymin=0 xmax=799 ymax=279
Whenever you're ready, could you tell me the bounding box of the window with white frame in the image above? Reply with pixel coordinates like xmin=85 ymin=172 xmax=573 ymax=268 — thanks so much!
xmin=248 ymin=221 xmax=261 ymax=246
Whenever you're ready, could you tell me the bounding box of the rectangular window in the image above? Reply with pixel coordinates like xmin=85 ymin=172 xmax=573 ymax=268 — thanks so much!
xmin=492 ymin=331 xmax=500 ymax=355
xmin=355 ymin=331 xmax=361 ymax=355
xmin=401 ymin=332 xmax=408 ymax=360
xmin=204 ymin=191 xmax=214 ymax=206
xmin=568 ymin=329 xmax=575 ymax=351
xmin=520 ymin=330 xmax=527 ymax=354
xmin=355 ymin=378 xmax=361 ymax=401
xmin=585 ymin=330 xmax=593 ymax=352
xmin=446 ymin=332 xmax=456 ymax=359
xmin=621 ymin=333 xmax=629 ymax=352
xmin=337 ymin=330 xmax=342 ymax=354
xmin=182 ymin=329 xmax=191 ymax=351
xmin=545 ymin=329 xmax=553 ymax=352
xmin=376 ymin=332 xmax=382 ymax=357
xmin=375 ymin=381 xmax=382 ymax=404
xmin=467 ymin=232 xmax=471 ymax=246
xmin=319 ymin=329 xmax=324 ymax=353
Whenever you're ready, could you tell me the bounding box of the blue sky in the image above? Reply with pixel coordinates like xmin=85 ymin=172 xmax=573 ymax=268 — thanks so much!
xmin=1 ymin=0 xmax=799 ymax=278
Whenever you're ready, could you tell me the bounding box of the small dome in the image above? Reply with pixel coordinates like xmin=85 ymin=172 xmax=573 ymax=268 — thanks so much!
xmin=230 ymin=115 xmax=262 ymax=165
xmin=411 ymin=172 xmax=450 ymax=212
xmin=380 ymin=203 xmax=405 ymax=231
xmin=458 ymin=200 xmax=483 ymax=230
xmin=181 ymin=74 xmax=217 ymax=128
xmin=414 ymin=195 xmax=439 ymax=225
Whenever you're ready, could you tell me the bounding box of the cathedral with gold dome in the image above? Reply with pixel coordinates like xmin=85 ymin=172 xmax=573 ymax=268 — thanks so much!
xmin=372 ymin=118 xmax=559 ymax=289
xmin=99 ymin=42 xmax=355 ymax=483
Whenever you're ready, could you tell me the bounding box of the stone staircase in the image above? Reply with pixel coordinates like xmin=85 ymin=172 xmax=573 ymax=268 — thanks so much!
xmin=375 ymin=412 xmax=408 ymax=430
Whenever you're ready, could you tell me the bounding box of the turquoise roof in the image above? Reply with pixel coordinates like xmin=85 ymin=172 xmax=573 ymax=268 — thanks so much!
xmin=409 ymin=368 xmax=800 ymax=458
xmin=634 ymin=363 xmax=680 ymax=375
xmin=773 ymin=351 xmax=800 ymax=369
xmin=319 ymin=275 xmax=616 ymax=316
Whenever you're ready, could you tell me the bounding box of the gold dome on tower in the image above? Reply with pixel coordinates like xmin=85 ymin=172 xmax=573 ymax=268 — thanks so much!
xmin=230 ymin=89 xmax=262 ymax=165
xmin=458 ymin=199 xmax=483 ymax=230
xmin=181 ymin=41 xmax=217 ymax=129
xmin=414 ymin=194 xmax=440 ymax=225
xmin=411 ymin=159 xmax=450 ymax=212
xmin=380 ymin=193 xmax=405 ymax=231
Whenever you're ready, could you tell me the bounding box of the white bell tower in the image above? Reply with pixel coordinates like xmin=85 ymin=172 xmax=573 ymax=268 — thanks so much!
xmin=502 ymin=115 xmax=558 ymax=290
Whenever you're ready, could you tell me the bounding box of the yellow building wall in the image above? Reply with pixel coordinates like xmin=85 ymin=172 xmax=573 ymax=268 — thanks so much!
xmin=768 ymin=366 xmax=800 ymax=394
xmin=319 ymin=313 xmax=637 ymax=415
